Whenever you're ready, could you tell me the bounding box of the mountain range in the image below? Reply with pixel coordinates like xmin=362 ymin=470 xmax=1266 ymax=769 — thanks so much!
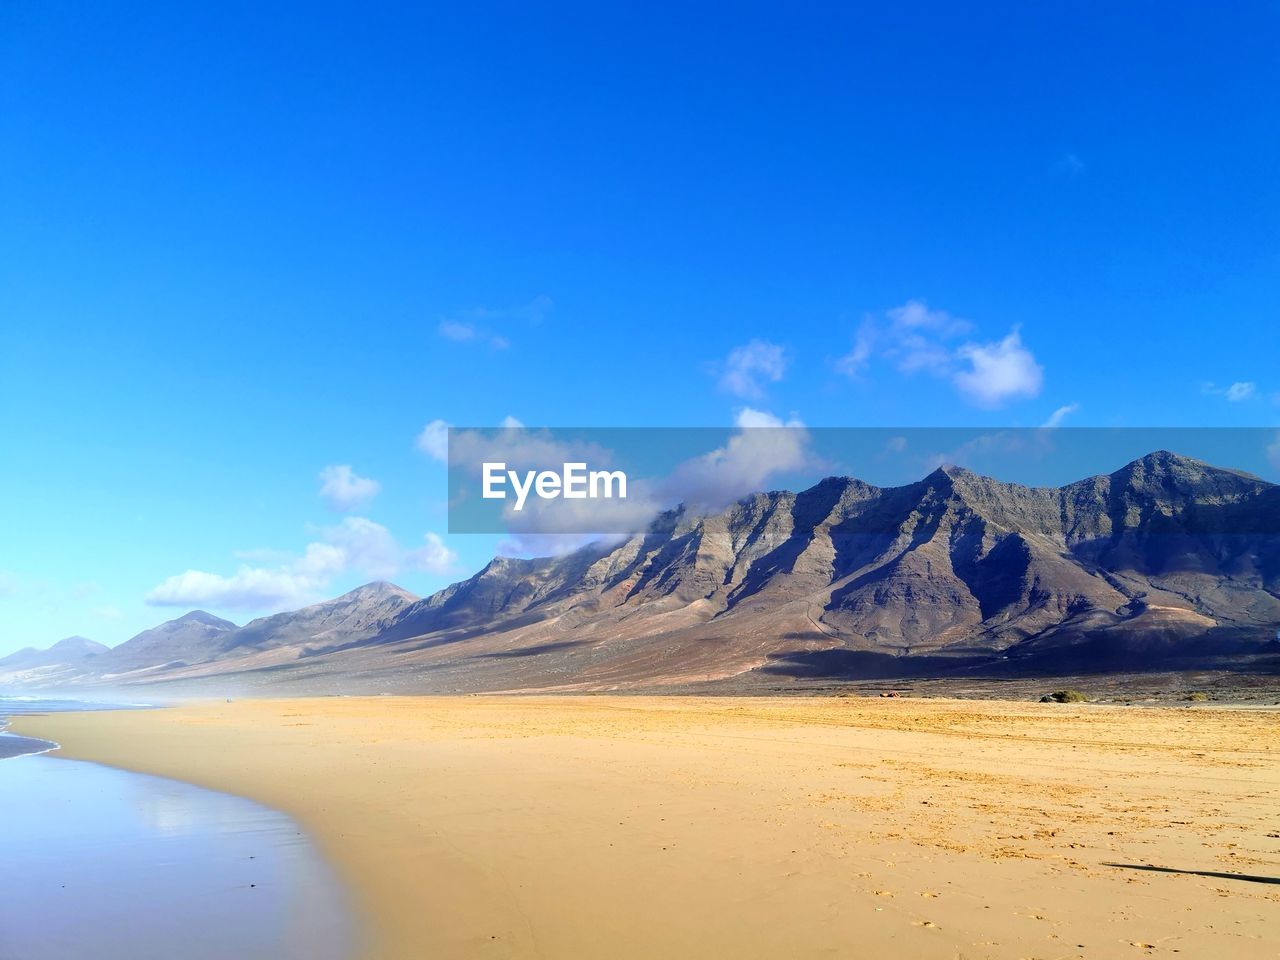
xmin=4 ymin=451 xmax=1278 ymax=694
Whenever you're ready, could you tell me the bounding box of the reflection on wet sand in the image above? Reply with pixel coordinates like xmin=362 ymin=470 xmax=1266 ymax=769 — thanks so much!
xmin=0 ymin=752 xmax=354 ymax=960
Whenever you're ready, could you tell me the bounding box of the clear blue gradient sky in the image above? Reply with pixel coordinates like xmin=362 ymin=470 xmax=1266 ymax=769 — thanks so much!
xmin=2 ymin=3 xmax=1278 ymax=652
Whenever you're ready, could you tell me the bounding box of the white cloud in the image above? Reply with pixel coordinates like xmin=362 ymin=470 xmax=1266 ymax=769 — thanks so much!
xmin=953 ymin=329 xmax=1044 ymax=407
xmin=416 ymin=419 xmax=451 ymax=461
xmin=1203 ymin=381 xmax=1260 ymax=402
xmin=718 ymin=339 xmax=788 ymax=398
xmin=146 ymin=568 xmax=320 ymax=611
xmin=408 ymin=532 xmax=458 ymax=574
xmin=733 ymin=407 xmax=794 ymax=429
xmin=499 ymin=415 xmax=524 ymax=429
xmin=146 ymin=518 xmax=457 ymax=611
xmin=657 ymin=408 xmax=815 ymax=513
xmin=1041 ymin=402 xmax=1080 ymax=429
xmin=318 ymin=464 xmax=381 ymax=511
xmin=838 ymin=301 xmax=1045 ymax=408
xmin=316 ymin=517 xmax=402 ymax=579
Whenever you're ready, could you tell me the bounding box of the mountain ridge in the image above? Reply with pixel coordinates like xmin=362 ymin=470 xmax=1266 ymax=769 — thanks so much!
xmin=4 ymin=451 xmax=1278 ymax=693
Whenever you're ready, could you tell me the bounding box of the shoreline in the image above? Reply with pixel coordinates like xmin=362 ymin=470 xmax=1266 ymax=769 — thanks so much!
xmin=15 ymin=694 xmax=1280 ymax=959
xmin=0 ymin=717 xmax=58 ymax=759
xmin=0 ymin=733 xmax=58 ymax=760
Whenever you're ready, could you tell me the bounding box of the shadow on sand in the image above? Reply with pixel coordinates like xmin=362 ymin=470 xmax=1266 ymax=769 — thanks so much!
xmin=1104 ymin=863 xmax=1279 ymax=885
xmin=759 ymin=644 xmax=1280 ymax=682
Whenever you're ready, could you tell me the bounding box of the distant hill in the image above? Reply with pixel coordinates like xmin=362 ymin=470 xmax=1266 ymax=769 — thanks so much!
xmin=0 ymin=636 xmax=108 ymax=686
xmin=0 ymin=635 xmax=108 ymax=670
xmin=4 ymin=452 xmax=1278 ymax=693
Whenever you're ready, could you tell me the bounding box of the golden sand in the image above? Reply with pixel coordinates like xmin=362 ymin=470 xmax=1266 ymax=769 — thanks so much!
xmin=16 ymin=696 xmax=1280 ymax=959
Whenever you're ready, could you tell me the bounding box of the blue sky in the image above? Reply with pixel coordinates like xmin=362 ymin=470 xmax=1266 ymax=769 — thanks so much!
xmin=1 ymin=2 xmax=1278 ymax=653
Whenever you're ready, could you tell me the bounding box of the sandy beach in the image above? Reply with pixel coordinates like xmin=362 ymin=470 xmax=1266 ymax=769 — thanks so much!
xmin=15 ymin=696 xmax=1280 ymax=959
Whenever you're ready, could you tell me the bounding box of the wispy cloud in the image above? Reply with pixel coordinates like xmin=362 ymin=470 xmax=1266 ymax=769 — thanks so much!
xmin=1055 ymin=153 xmax=1085 ymax=177
xmin=437 ymin=318 xmax=508 ymax=349
xmin=318 ymin=464 xmax=381 ymax=512
xmin=717 ymin=339 xmax=788 ymax=398
xmin=834 ymin=320 xmax=876 ymax=378
xmin=839 ymin=300 xmax=1044 ymax=407
xmin=417 ymin=416 xmax=524 ymax=463
xmin=1202 ymin=381 xmax=1259 ymax=402
xmin=435 ymin=295 xmax=552 ymax=350
xmin=1041 ymin=403 xmax=1080 ymax=429
xmin=438 ymin=320 xmax=479 ymax=342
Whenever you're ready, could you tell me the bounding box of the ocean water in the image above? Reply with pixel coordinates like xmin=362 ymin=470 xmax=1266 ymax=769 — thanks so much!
xmin=0 ymin=698 xmax=355 ymax=960
xmin=0 ymin=695 xmax=153 ymax=715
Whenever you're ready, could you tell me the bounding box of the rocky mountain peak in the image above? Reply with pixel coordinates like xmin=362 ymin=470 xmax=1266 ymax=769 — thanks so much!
xmin=338 ymin=581 xmax=419 ymax=604
xmin=49 ymin=635 xmax=107 ymax=654
xmin=173 ymin=610 xmax=237 ymax=629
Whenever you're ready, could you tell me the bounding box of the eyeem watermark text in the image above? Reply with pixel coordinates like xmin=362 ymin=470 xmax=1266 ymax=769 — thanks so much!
xmin=482 ymin=462 xmax=628 ymax=511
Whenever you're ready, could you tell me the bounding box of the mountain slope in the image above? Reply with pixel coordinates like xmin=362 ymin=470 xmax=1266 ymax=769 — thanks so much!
xmin=215 ymin=581 xmax=420 ymax=657
xmin=94 ymin=611 xmax=237 ymax=678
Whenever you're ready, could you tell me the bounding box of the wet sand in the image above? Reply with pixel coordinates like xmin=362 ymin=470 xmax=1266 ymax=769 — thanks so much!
xmin=0 ymin=751 xmax=353 ymax=960
xmin=15 ymin=696 xmax=1280 ymax=959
